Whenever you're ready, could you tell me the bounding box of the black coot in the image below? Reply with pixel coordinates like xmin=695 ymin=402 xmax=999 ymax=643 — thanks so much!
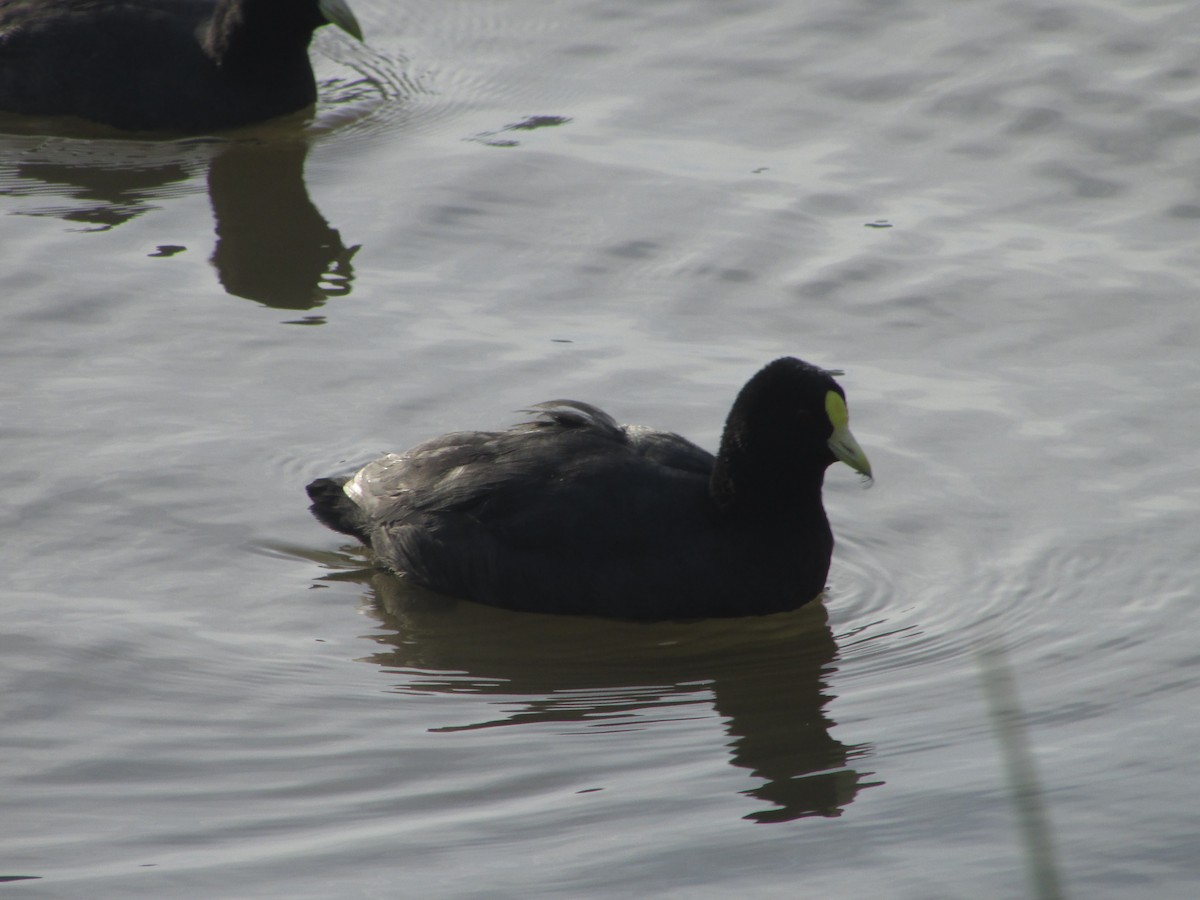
xmin=308 ymin=357 xmax=873 ymax=619
xmin=0 ymin=0 xmax=362 ymax=131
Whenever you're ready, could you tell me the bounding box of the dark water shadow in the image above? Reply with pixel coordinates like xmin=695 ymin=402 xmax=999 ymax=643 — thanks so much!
xmin=0 ymin=133 xmax=358 ymax=315
xmin=330 ymin=566 xmax=880 ymax=823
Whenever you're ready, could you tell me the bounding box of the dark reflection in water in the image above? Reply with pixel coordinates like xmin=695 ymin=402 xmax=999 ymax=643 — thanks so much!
xmin=0 ymin=134 xmax=358 ymax=314
xmin=208 ymin=140 xmax=359 ymax=314
xmin=0 ymin=152 xmax=194 ymax=229
xmin=345 ymin=570 xmax=879 ymax=823
xmin=469 ymin=114 xmax=572 ymax=147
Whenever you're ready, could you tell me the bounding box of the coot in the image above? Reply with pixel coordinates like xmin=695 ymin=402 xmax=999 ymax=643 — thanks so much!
xmin=308 ymin=357 xmax=872 ymax=619
xmin=0 ymin=0 xmax=362 ymax=131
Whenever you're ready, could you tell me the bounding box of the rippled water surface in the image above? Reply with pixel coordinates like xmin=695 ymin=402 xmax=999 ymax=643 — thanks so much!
xmin=4 ymin=1 xmax=1200 ymax=897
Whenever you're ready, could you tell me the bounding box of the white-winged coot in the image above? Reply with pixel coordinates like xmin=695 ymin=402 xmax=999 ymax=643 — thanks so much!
xmin=0 ymin=0 xmax=362 ymax=131
xmin=307 ymin=357 xmax=873 ymax=619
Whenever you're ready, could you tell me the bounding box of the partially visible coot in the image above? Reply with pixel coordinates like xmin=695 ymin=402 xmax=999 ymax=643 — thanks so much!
xmin=307 ymin=358 xmax=874 ymax=620
xmin=0 ymin=0 xmax=362 ymax=132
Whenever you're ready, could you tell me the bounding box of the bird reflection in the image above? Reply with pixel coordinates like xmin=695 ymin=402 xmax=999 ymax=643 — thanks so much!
xmin=0 ymin=133 xmax=357 ymax=313
xmin=343 ymin=569 xmax=879 ymax=823
xmin=207 ymin=139 xmax=358 ymax=312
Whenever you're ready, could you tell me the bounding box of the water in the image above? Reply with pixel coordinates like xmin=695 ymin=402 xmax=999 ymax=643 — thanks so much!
xmin=3 ymin=1 xmax=1200 ymax=896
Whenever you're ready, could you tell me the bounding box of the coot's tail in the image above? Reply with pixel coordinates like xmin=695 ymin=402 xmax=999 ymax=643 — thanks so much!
xmin=306 ymin=477 xmax=367 ymax=541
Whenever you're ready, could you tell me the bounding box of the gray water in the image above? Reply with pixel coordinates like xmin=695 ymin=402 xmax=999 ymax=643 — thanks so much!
xmin=3 ymin=1 xmax=1200 ymax=897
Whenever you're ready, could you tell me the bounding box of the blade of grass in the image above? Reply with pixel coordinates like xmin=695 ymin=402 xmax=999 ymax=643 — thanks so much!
xmin=978 ymin=642 xmax=1066 ymax=900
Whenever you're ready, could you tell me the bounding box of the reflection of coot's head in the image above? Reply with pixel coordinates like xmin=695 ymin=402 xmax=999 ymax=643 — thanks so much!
xmin=208 ymin=141 xmax=357 ymax=312
xmin=0 ymin=0 xmax=362 ymax=132
xmin=308 ymin=358 xmax=871 ymax=618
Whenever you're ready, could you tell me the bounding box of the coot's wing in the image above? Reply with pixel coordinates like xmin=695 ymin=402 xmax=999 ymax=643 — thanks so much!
xmin=514 ymin=400 xmax=623 ymax=436
xmin=344 ymin=401 xmax=634 ymax=523
xmin=368 ymin=438 xmax=719 ymax=615
xmin=308 ymin=430 xmax=504 ymax=541
xmin=517 ymin=401 xmax=716 ymax=473
xmin=623 ymin=424 xmax=715 ymax=475
xmin=344 ymin=430 xmax=503 ymax=518
xmin=345 ymin=401 xmax=718 ymax=613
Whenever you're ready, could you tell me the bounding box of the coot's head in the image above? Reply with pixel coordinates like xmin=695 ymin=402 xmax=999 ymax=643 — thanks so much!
xmin=207 ymin=0 xmax=363 ymax=61
xmin=711 ymin=357 xmax=871 ymax=513
xmin=251 ymin=0 xmax=364 ymax=39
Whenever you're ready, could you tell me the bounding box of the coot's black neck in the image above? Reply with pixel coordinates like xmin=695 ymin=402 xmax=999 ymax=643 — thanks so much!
xmin=709 ymin=358 xmax=837 ymax=520
xmin=712 ymin=438 xmax=827 ymax=513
